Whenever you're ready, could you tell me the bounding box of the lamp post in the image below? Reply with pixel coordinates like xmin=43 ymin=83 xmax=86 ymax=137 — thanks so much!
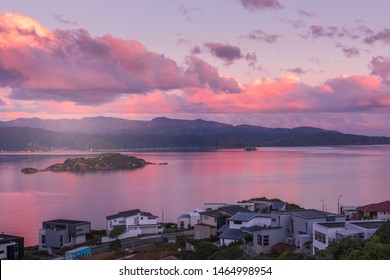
xmin=337 ymin=195 xmax=343 ymax=214
xmin=320 ymin=199 xmax=325 ymax=211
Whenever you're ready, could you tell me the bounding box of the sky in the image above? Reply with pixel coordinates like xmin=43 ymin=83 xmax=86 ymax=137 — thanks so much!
xmin=0 ymin=0 xmax=390 ymax=135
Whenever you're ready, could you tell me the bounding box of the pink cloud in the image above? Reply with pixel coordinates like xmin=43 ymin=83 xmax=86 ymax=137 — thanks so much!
xmin=0 ymin=13 xmax=241 ymax=104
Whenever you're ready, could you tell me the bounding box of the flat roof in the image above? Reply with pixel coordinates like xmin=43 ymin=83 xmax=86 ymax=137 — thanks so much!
xmin=229 ymin=212 xmax=270 ymax=222
xmin=44 ymin=219 xmax=90 ymax=225
xmin=317 ymin=222 xmax=346 ymax=228
xmin=350 ymin=221 xmax=384 ymax=229
xmin=0 ymin=234 xmax=23 ymax=244
xmin=289 ymin=209 xmax=341 ymax=219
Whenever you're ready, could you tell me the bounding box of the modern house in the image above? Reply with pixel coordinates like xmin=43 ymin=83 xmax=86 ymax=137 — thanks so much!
xmin=357 ymin=201 xmax=390 ymax=220
xmin=248 ymin=209 xmax=345 ymax=254
xmin=194 ymin=205 xmax=252 ymax=240
xmin=177 ymin=209 xmax=201 ymax=229
xmin=312 ymin=220 xmax=384 ymax=255
xmin=104 ymin=209 xmax=162 ymax=242
xmin=219 ymin=212 xmax=271 ymax=246
xmin=0 ymin=234 xmax=24 ymax=260
xmin=39 ymin=219 xmax=91 ymax=255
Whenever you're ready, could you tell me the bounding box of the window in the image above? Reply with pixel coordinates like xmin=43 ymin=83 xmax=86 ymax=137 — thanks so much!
xmin=180 ymin=221 xmax=185 ymax=229
xmin=0 ymin=250 xmax=4 ymax=254
xmin=204 ymin=216 xmax=209 ymax=220
xmin=60 ymin=236 xmax=63 ymax=247
xmin=263 ymin=235 xmax=269 ymax=246
xmin=257 ymin=234 xmax=262 ymax=246
xmin=42 ymin=235 xmax=46 ymax=244
xmin=314 ymin=247 xmax=319 ymax=254
xmin=314 ymin=231 xmax=326 ymax=244
xmin=233 ymin=221 xmax=242 ymax=225
xmin=45 ymin=224 xmax=51 ymax=229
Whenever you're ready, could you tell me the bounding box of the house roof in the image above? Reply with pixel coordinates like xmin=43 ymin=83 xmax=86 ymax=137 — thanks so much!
xmin=358 ymin=201 xmax=390 ymax=213
xmin=106 ymin=209 xmax=158 ymax=220
xmin=219 ymin=205 xmax=252 ymax=215
xmin=228 ymin=212 xmax=270 ymax=222
xmin=44 ymin=219 xmax=90 ymax=225
xmin=200 ymin=209 xmax=226 ymax=218
xmin=0 ymin=234 xmax=23 ymax=245
xmin=316 ymin=222 xmax=346 ymax=228
xmin=217 ymin=224 xmax=229 ymax=233
xmin=287 ymin=209 xmax=342 ymax=219
xmin=337 ymin=229 xmax=362 ymax=237
xmin=272 ymin=201 xmax=286 ymax=210
xmin=349 ymin=221 xmax=384 ymax=229
xmin=242 ymin=225 xmax=282 ymax=233
xmin=219 ymin=229 xmax=247 ymax=240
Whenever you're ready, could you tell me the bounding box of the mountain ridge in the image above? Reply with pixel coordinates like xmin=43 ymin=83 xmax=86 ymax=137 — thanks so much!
xmin=0 ymin=116 xmax=389 ymax=151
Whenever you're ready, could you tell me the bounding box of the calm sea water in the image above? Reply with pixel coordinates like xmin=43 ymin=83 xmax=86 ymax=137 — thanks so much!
xmin=1 ymin=146 xmax=389 ymax=246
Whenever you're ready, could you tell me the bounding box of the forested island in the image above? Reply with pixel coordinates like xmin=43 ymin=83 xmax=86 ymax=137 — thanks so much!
xmin=21 ymin=153 xmax=150 ymax=174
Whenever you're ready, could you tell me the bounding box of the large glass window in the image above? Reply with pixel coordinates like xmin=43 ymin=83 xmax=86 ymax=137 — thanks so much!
xmin=314 ymin=231 xmax=326 ymax=244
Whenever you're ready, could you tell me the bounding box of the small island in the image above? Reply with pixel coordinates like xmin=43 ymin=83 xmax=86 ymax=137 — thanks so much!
xmin=21 ymin=153 xmax=151 ymax=174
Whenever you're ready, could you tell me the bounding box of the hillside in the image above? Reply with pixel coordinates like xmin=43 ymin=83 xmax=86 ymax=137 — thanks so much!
xmin=1 ymin=117 xmax=389 ymax=151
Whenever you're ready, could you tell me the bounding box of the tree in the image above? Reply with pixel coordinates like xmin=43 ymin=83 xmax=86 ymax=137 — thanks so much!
xmin=373 ymin=220 xmax=390 ymax=244
xmin=109 ymin=226 xmax=125 ymax=239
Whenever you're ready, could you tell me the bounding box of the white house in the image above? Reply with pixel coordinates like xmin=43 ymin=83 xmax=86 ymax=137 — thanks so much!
xmin=177 ymin=209 xmax=201 ymax=229
xmin=248 ymin=209 xmax=345 ymax=254
xmin=104 ymin=209 xmax=162 ymax=242
xmin=312 ymin=222 xmax=346 ymax=254
xmin=312 ymin=220 xmax=385 ymax=255
xmin=219 ymin=212 xmax=271 ymax=246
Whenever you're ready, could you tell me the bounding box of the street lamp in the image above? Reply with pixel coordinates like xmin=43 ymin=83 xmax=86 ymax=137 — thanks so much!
xmin=320 ymin=199 xmax=325 ymax=211
xmin=337 ymin=195 xmax=343 ymax=214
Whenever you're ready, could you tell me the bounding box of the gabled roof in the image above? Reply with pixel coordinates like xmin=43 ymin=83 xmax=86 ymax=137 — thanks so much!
xmin=228 ymin=212 xmax=270 ymax=222
xmin=217 ymin=224 xmax=229 ymax=234
xmin=106 ymin=209 xmax=158 ymax=220
xmin=219 ymin=229 xmax=247 ymax=240
xmin=358 ymin=201 xmax=390 ymax=213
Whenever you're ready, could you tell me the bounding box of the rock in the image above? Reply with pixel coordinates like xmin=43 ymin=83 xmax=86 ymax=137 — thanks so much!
xmin=21 ymin=167 xmax=39 ymax=174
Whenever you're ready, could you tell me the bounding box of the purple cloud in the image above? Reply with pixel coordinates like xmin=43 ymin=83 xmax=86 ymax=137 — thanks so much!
xmin=297 ymin=9 xmax=317 ymax=18
xmin=364 ymin=28 xmax=390 ymax=44
xmin=238 ymin=0 xmax=282 ymax=11
xmin=341 ymin=47 xmax=360 ymax=58
xmin=286 ymin=68 xmax=306 ymax=75
xmin=370 ymin=56 xmax=390 ymax=80
xmin=177 ymin=4 xmax=202 ymax=21
xmin=246 ymin=29 xmax=280 ymax=43
xmin=54 ymin=14 xmax=78 ymax=25
xmin=191 ymin=45 xmax=202 ymax=55
xmin=204 ymin=42 xmax=242 ymax=64
xmin=245 ymin=52 xmax=258 ymax=68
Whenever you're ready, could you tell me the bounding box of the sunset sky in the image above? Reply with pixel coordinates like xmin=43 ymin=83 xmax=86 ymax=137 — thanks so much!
xmin=1 ymin=0 xmax=390 ymax=135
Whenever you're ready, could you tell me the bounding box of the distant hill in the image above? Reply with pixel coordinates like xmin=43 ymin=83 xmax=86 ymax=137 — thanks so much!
xmin=0 ymin=116 xmax=389 ymax=151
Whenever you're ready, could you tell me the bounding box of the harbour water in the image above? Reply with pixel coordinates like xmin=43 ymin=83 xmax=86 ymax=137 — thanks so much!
xmin=1 ymin=146 xmax=389 ymax=246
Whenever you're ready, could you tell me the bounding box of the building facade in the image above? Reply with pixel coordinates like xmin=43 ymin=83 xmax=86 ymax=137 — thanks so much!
xmin=0 ymin=234 xmax=24 ymax=260
xmin=39 ymin=219 xmax=91 ymax=255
